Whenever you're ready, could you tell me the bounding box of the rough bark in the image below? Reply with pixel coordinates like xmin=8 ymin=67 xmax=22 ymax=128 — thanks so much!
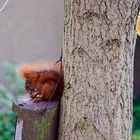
xmin=59 ymin=1 xmax=140 ymax=140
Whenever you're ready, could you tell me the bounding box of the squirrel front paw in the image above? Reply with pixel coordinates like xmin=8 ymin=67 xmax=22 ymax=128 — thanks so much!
xmin=31 ymin=90 xmax=44 ymax=102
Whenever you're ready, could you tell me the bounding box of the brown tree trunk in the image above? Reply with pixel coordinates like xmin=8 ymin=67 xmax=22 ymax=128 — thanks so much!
xmin=59 ymin=1 xmax=140 ymax=140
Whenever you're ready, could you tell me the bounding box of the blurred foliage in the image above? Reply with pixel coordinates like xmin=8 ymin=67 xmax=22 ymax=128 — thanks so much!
xmin=0 ymin=61 xmax=25 ymax=140
xmin=133 ymin=96 xmax=140 ymax=140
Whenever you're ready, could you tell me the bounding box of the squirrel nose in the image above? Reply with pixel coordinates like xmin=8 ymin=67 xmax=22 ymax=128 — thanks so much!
xmin=26 ymin=84 xmax=30 ymax=89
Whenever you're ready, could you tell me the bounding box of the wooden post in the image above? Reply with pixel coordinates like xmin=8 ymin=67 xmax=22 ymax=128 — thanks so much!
xmin=12 ymin=97 xmax=60 ymax=140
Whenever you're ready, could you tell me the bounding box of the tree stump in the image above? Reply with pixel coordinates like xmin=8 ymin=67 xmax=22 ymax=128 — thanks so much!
xmin=12 ymin=97 xmax=60 ymax=140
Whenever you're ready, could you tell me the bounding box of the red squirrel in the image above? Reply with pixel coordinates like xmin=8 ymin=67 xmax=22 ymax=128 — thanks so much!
xmin=17 ymin=60 xmax=64 ymax=102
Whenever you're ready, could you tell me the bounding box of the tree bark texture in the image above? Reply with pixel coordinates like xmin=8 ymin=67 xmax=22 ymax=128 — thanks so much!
xmin=59 ymin=1 xmax=140 ymax=140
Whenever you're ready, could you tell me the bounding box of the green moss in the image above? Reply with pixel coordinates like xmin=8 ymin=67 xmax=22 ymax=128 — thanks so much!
xmin=36 ymin=107 xmax=58 ymax=139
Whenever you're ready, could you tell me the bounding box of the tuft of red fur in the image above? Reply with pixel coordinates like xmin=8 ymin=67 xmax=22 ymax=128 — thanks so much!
xmin=17 ymin=60 xmax=61 ymax=78
xmin=17 ymin=60 xmax=64 ymax=102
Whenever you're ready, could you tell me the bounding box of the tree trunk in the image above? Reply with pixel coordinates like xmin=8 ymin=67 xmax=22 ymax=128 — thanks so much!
xmin=59 ymin=1 xmax=140 ymax=140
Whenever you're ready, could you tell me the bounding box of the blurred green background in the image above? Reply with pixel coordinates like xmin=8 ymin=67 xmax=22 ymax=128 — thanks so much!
xmin=0 ymin=62 xmax=24 ymax=140
xmin=0 ymin=61 xmax=139 ymax=140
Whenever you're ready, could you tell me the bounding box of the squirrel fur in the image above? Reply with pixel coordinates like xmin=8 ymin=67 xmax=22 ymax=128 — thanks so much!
xmin=17 ymin=60 xmax=64 ymax=102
